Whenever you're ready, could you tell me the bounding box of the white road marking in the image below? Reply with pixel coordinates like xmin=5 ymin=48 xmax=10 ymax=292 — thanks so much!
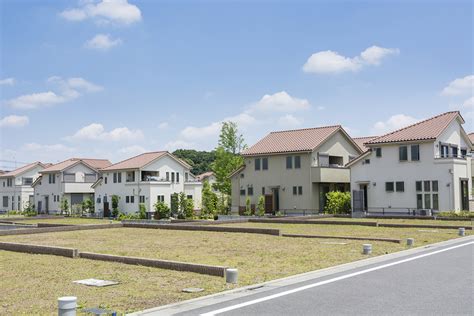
xmin=201 ymin=240 xmax=474 ymax=316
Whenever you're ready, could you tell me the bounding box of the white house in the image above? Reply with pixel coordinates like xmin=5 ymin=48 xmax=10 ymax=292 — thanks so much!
xmin=348 ymin=111 xmax=473 ymax=214
xmin=230 ymin=125 xmax=363 ymax=214
xmin=92 ymin=151 xmax=202 ymax=215
xmin=33 ymin=158 xmax=112 ymax=214
xmin=196 ymin=171 xmax=218 ymax=192
xmin=0 ymin=162 xmax=50 ymax=212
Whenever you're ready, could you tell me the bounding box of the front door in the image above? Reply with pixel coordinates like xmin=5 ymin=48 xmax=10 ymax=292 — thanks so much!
xmin=460 ymin=179 xmax=469 ymax=210
xmin=44 ymin=196 xmax=49 ymax=214
xmin=264 ymin=194 xmax=273 ymax=214
xmin=271 ymin=188 xmax=279 ymax=214
xmin=319 ymin=184 xmax=330 ymax=212
xmin=103 ymin=202 xmax=110 ymax=218
xmin=359 ymin=184 xmax=368 ymax=211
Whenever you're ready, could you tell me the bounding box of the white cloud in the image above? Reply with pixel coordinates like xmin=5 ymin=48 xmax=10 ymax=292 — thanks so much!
xmin=317 ymin=106 xmax=325 ymax=111
xmin=6 ymin=77 xmax=102 ymax=110
xmin=69 ymin=123 xmax=144 ymax=141
xmin=252 ymin=91 xmax=311 ymax=112
xmin=441 ymin=75 xmax=474 ymax=96
xmin=118 ymin=145 xmax=147 ymax=155
xmin=0 ymin=115 xmax=29 ymax=128
xmin=22 ymin=143 xmax=76 ymax=153
xmin=181 ymin=122 xmax=222 ymax=141
xmin=372 ymin=114 xmax=419 ymax=134
xmin=85 ymin=34 xmax=122 ymax=51
xmin=0 ymin=78 xmax=15 ymax=86
xmin=278 ymin=114 xmax=302 ymax=127
xmin=462 ymin=97 xmax=474 ymax=109
xmin=60 ymin=0 xmax=142 ymax=25
xmin=303 ymin=45 xmax=399 ymax=74
xmin=158 ymin=122 xmax=169 ymax=129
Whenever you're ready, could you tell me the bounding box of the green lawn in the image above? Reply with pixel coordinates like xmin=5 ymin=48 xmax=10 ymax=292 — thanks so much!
xmin=0 ymin=251 xmax=228 ymax=315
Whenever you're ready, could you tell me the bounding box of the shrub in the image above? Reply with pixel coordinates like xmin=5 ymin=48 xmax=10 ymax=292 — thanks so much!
xmin=111 ymin=195 xmax=120 ymax=218
xmin=118 ymin=212 xmax=140 ymax=220
xmin=256 ymin=195 xmax=265 ymax=217
xmin=138 ymin=203 xmax=147 ymax=219
xmin=60 ymin=197 xmax=69 ymax=215
xmin=170 ymin=193 xmax=179 ymax=217
xmin=437 ymin=211 xmax=474 ymax=218
xmin=244 ymin=197 xmax=251 ymax=216
xmin=22 ymin=202 xmax=36 ymax=217
xmin=202 ymin=180 xmax=217 ymax=218
xmin=82 ymin=198 xmax=94 ymax=215
xmin=184 ymin=198 xmax=194 ymax=219
xmin=324 ymin=191 xmax=351 ymax=214
xmin=154 ymin=201 xmax=170 ymax=220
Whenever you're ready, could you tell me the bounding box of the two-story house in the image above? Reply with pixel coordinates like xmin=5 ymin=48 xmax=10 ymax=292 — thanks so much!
xmin=33 ymin=158 xmax=112 ymax=214
xmin=230 ymin=125 xmax=363 ymax=214
xmin=92 ymin=151 xmax=202 ymax=215
xmin=0 ymin=162 xmax=50 ymax=212
xmin=348 ymin=111 xmax=473 ymax=213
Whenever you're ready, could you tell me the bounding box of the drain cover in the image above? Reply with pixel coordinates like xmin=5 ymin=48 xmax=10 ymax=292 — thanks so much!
xmin=182 ymin=288 xmax=204 ymax=293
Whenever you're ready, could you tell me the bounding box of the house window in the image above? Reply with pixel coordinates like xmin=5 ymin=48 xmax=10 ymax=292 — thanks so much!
xmin=298 ymin=186 xmax=303 ymax=195
xmin=432 ymin=181 xmax=438 ymax=192
xmin=432 ymin=194 xmax=439 ymax=210
xmin=171 ymin=172 xmax=175 ymax=183
xmin=416 ymin=194 xmax=423 ymax=209
xmin=166 ymin=172 xmax=170 ymax=181
xmin=240 ymin=189 xmax=245 ymax=196
xmin=399 ymin=146 xmax=408 ymax=161
xmin=424 ymin=194 xmax=431 ymax=209
xmin=157 ymin=195 xmax=165 ymax=202
xmin=7 ymin=178 xmax=13 ymax=186
xmin=176 ymin=173 xmax=180 ymax=183
xmin=396 ymin=182 xmax=404 ymax=192
xmin=247 ymin=187 xmax=254 ymax=196
xmin=262 ymin=187 xmax=265 ymax=195
xmin=113 ymin=172 xmax=121 ymax=183
xmin=104 ymin=177 xmax=107 ymax=184
xmin=424 ymin=181 xmax=431 ymax=192
xmin=286 ymin=156 xmax=293 ymax=169
xmin=385 ymin=182 xmax=394 ymax=192
xmin=126 ymin=196 xmax=130 ymax=203
xmin=185 ymin=173 xmax=189 ymax=182
xmin=375 ymin=148 xmax=382 ymax=157
xmin=294 ymin=156 xmax=301 ymax=169
xmin=130 ymin=196 xmax=135 ymax=203
xmin=255 ymin=158 xmax=261 ymax=171
xmin=293 ymin=186 xmax=297 ymax=195
xmin=416 ymin=181 xmax=422 ymax=191
xmin=2 ymin=196 xmax=8 ymax=207
xmin=240 ymin=173 xmax=244 ymax=178
xmin=452 ymin=146 xmax=458 ymax=157
xmin=461 ymin=148 xmax=467 ymax=157
xmin=113 ymin=173 xmax=117 ymax=183
xmin=364 ymin=159 xmax=370 ymax=164
xmin=126 ymin=171 xmax=135 ymax=182
xmin=48 ymin=174 xmax=55 ymax=184
xmin=440 ymin=144 xmax=449 ymax=158
xmin=262 ymin=157 xmax=268 ymax=170
xmin=139 ymin=196 xmax=145 ymax=203
xmin=411 ymin=145 xmax=420 ymax=161
xmin=187 ymin=195 xmax=193 ymax=200
xmin=22 ymin=177 xmax=33 ymax=185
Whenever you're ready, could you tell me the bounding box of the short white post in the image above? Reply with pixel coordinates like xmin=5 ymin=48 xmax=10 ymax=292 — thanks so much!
xmin=458 ymin=228 xmax=465 ymax=236
xmin=362 ymin=244 xmax=372 ymax=255
xmin=406 ymin=238 xmax=415 ymax=247
xmin=225 ymin=268 xmax=238 ymax=284
xmin=58 ymin=296 xmax=76 ymax=316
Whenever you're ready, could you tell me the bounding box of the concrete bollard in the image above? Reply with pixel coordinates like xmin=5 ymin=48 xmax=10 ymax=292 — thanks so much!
xmin=225 ymin=268 xmax=238 ymax=284
xmin=58 ymin=296 xmax=77 ymax=316
xmin=406 ymin=238 xmax=415 ymax=247
xmin=458 ymin=228 xmax=465 ymax=236
xmin=362 ymin=244 xmax=372 ymax=255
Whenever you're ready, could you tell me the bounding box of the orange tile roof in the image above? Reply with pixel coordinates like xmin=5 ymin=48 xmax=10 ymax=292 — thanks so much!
xmin=100 ymin=151 xmax=190 ymax=171
xmin=0 ymin=162 xmax=49 ymax=178
xmin=353 ymin=136 xmax=379 ymax=151
xmin=196 ymin=171 xmax=214 ymax=181
xmin=41 ymin=158 xmax=112 ymax=173
xmin=367 ymin=111 xmax=463 ymax=145
xmin=242 ymin=125 xmax=346 ymax=156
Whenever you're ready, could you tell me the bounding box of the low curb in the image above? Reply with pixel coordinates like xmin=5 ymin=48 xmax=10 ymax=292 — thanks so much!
xmin=282 ymin=233 xmax=401 ymax=243
xmin=0 ymin=241 xmax=78 ymax=258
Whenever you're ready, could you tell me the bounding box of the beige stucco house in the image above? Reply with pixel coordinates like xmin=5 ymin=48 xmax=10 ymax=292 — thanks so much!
xmin=348 ymin=111 xmax=473 ymax=214
xmin=230 ymin=125 xmax=363 ymax=214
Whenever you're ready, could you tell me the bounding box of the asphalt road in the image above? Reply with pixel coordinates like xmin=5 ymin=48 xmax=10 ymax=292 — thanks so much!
xmin=176 ymin=239 xmax=473 ymax=316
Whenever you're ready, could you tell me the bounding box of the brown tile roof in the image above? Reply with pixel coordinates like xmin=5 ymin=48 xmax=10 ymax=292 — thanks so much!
xmin=41 ymin=158 xmax=112 ymax=173
xmin=196 ymin=171 xmax=214 ymax=181
xmin=367 ymin=111 xmax=463 ymax=145
xmin=100 ymin=151 xmax=191 ymax=171
xmin=0 ymin=162 xmax=49 ymax=178
xmin=469 ymin=133 xmax=474 ymax=144
xmin=242 ymin=125 xmax=354 ymax=156
xmin=353 ymin=136 xmax=379 ymax=151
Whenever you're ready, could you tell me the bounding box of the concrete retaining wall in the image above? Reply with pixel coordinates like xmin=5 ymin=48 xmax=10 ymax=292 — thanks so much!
xmin=122 ymin=222 xmax=280 ymax=236
xmin=36 ymin=223 xmax=74 ymax=228
xmin=0 ymin=223 xmax=123 ymax=236
xmin=0 ymin=241 xmax=78 ymax=258
xmin=248 ymin=219 xmax=378 ymax=227
xmin=79 ymin=252 xmax=227 ymax=277
xmin=282 ymin=234 xmax=401 ymax=243
xmin=378 ymin=223 xmax=472 ymax=230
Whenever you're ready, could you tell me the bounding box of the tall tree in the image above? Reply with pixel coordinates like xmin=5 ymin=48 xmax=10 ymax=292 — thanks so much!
xmin=211 ymin=121 xmax=246 ymax=195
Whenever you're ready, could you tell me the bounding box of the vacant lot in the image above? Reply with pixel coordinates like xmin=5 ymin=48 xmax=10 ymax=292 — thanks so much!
xmin=0 ymin=251 xmax=227 ymax=315
xmin=9 ymin=217 xmax=114 ymax=225
xmin=305 ymin=217 xmax=473 ymax=226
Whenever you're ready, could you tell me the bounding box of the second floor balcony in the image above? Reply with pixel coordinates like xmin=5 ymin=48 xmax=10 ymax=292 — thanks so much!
xmin=311 ymin=166 xmax=350 ymax=183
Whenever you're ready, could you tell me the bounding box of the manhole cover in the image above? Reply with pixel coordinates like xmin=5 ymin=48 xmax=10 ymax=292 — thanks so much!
xmin=73 ymin=279 xmax=119 ymax=287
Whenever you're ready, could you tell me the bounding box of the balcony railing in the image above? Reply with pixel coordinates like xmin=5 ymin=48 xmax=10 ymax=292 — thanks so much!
xmin=435 ymin=153 xmax=469 ymax=159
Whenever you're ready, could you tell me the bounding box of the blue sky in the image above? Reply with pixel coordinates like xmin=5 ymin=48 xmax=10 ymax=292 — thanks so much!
xmin=0 ymin=0 xmax=473 ymax=168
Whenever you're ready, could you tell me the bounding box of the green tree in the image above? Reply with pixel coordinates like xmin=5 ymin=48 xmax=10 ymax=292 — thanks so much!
xmin=111 ymin=195 xmax=120 ymax=218
xmin=201 ymin=180 xmax=217 ymax=218
xmin=256 ymin=195 xmax=265 ymax=217
xmin=170 ymin=193 xmax=179 ymax=216
xmin=178 ymin=192 xmax=187 ymax=216
xmin=324 ymin=191 xmax=351 ymax=214
xmin=216 ymin=193 xmax=229 ymax=215
xmin=23 ymin=201 xmax=36 ymax=217
xmin=218 ymin=121 xmax=246 ymax=155
xmin=82 ymin=198 xmax=94 ymax=214
xmin=244 ymin=197 xmax=252 ymax=216
xmin=138 ymin=203 xmax=147 ymax=219
xmin=172 ymin=149 xmax=216 ymax=175
xmin=184 ymin=198 xmax=194 ymax=219
xmin=60 ymin=196 xmax=69 ymax=215
xmin=154 ymin=201 xmax=170 ymax=219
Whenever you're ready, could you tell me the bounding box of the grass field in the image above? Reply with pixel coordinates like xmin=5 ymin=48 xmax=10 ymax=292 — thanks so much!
xmin=15 ymin=217 xmax=114 ymax=225
xmin=306 ymin=217 xmax=473 ymax=226
xmin=1 ymin=220 xmax=469 ymax=314
xmin=0 ymin=251 xmax=228 ymax=315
